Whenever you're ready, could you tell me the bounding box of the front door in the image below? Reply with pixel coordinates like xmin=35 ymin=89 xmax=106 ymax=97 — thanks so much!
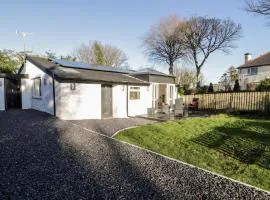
xmin=5 ymin=78 xmax=22 ymax=109
xmin=158 ymin=84 xmax=167 ymax=108
xmin=101 ymin=85 xmax=113 ymax=118
xmin=152 ymin=84 xmax=159 ymax=109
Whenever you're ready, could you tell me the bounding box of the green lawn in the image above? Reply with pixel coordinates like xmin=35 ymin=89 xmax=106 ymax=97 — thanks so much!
xmin=114 ymin=114 xmax=270 ymax=191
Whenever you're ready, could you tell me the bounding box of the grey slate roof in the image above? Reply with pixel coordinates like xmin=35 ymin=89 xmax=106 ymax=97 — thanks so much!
xmin=25 ymin=56 xmax=149 ymax=85
xmin=52 ymin=59 xmax=136 ymax=74
xmin=131 ymin=68 xmax=175 ymax=77
xmin=238 ymin=52 xmax=270 ymax=68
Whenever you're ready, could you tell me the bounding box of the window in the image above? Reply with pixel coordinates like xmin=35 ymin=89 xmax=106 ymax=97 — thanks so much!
xmin=70 ymin=83 xmax=76 ymax=90
xmin=169 ymin=85 xmax=174 ymax=99
xmin=169 ymin=85 xmax=174 ymax=106
xmin=239 ymin=69 xmax=243 ymax=74
xmin=247 ymin=67 xmax=257 ymax=75
xmin=33 ymin=78 xmax=41 ymax=98
xmin=130 ymin=86 xmax=140 ymax=100
xmin=43 ymin=78 xmax=47 ymax=86
xmin=152 ymin=84 xmax=159 ymax=108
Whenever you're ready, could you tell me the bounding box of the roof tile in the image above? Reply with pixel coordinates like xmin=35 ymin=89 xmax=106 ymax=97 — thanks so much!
xmin=238 ymin=52 xmax=270 ymax=68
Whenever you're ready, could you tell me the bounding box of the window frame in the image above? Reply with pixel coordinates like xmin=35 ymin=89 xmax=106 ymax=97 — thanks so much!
xmin=129 ymin=86 xmax=140 ymax=100
xmin=169 ymin=85 xmax=174 ymax=99
xmin=32 ymin=77 xmax=42 ymax=98
xmin=247 ymin=67 xmax=258 ymax=76
xmin=169 ymin=85 xmax=174 ymax=106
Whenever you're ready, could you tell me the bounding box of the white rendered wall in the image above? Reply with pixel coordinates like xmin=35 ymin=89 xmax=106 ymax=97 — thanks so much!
xmin=20 ymin=60 xmax=54 ymax=115
xmin=21 ymin=78 xmax=31 ymax=109
xmin=56 ymin=83 xmax=101 ymax=120
xmin=112 ymin=85 xmax=127 ymax=118
xmin=128 ymin=85 xmax=152 ymax=116
xmin=0 ymin=78 xmax=5 ymax=111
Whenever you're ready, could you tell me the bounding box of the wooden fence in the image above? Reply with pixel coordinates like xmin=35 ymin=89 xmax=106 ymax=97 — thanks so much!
xmin=183 ymin=92 xmax=270 ymax=112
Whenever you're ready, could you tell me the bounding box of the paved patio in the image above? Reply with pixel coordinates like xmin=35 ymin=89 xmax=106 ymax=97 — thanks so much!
xmin=0 ymin=109 xmax=269 ymax=199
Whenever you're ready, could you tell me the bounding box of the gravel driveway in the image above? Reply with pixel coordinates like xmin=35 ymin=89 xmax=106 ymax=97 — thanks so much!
xmin=0 ymin=109 xmax=269 ymax=199
xmin=71 ymin=117 xmax=157 ymax=137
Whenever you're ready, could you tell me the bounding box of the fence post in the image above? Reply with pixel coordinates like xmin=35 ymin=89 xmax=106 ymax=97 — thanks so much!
xmin=214 ymin=93 xmax=217 ymax=113
xmin=230 ymin=93 xmax=233 ymax=113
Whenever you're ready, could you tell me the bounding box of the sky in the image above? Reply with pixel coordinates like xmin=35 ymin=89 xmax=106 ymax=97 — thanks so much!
xmin=0 ymin=0 xmax=270 ymax=83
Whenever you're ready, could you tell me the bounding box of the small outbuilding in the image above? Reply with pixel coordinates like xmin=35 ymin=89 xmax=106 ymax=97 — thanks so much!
xmin=16 ymin=56 xmax=177 ymax=120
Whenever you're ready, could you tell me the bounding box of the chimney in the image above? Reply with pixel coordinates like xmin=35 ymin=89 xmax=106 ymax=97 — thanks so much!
xmin=245 ymin=53 xmax=252 ymax=63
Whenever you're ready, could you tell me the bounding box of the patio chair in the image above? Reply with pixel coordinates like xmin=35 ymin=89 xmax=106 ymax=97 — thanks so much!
xmin=174 ymin=98 xmax=184 ymax=117
xmin=161 ymin=103 xmax=170 ymax=114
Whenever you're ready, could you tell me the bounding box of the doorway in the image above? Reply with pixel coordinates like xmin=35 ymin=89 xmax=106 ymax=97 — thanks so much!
xmin=101 ymin=85 xmax=113 ymax=118
xmin=5 ymin=78 xmax=22 ymax=109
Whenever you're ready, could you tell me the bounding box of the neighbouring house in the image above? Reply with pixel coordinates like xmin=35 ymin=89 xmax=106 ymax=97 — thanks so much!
xmin=0 ymin=55 xmax=177 ymax=120
xmin=238 ymin=52 xmax=270 ymax=90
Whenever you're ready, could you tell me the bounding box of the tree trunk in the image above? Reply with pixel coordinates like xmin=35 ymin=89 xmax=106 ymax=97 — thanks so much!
xmin=169 ymin=62 xmax=174 ymax=75
xmin=196 ymin=69 xmax=200 ymax=89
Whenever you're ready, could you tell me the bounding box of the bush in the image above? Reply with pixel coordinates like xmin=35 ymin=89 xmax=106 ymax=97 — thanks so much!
xmin=197 ymin=85 xmax=209 ymax=94
xmin=0 ymin=50 xmax=19 ymax=73
xmin=208 ymin=83 xmax=214 ymax=93
xmin=233 ymin=79 xmax=240 ymax=92
xmin=178 ymin=87 xmax=185 ymax=96
xmin=256 ymin=79 xmax=270 ymax=91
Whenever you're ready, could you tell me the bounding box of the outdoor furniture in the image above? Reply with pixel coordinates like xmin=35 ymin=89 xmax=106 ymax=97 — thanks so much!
xmin=161 ymin=103 xmax=170 ymax=114
xmin=174 ymin=98 xmax=184 ymax=116
xmin=188 ymin=98 xmax=199 ymax=112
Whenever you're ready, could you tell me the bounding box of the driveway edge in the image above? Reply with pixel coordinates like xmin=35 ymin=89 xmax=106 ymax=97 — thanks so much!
xmin=72 ymin=120 xmax=270 ymax=195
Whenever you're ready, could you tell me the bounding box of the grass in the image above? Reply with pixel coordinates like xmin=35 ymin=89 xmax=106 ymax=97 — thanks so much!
xmin=114 ymin=114 xmax=270 ymax=191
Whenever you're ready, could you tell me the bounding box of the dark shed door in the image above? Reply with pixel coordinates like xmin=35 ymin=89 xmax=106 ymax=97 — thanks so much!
xmin=5 ymin=78 xmax=22 ymax=109
xmin=101 ymin=85 xmax=113 ymax=118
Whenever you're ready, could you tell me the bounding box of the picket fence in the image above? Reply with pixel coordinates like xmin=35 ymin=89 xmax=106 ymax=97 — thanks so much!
xmin=183 ymin=92 xmax=270 ymax=112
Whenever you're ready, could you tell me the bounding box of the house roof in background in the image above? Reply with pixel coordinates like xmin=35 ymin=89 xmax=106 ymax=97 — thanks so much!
xmin=238 ymin=52 xmax=270 ymax=69
xmin=25 ymin=56 xmax=149 ymax=85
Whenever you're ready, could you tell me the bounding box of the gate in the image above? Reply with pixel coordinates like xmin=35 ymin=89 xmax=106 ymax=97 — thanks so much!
xmin=5 ymin=78 xmax=22 ymax=109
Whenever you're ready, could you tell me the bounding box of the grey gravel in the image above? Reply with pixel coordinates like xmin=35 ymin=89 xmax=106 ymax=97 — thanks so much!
xmin=0 ymin=109 xmax=269 ymax=199
xmin=71 ymin=117 xmax=157 ymax=137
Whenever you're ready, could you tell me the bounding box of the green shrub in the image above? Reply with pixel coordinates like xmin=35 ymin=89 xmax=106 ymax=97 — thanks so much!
xmin=233 ymin=79 xmax=240 ymax=92
xmin=256 ymin=79 xmax=270 ymax=91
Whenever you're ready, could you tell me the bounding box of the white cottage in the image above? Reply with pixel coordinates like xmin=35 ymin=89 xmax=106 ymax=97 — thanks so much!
xmin=16 ymin=56 xmax=176 ymax=120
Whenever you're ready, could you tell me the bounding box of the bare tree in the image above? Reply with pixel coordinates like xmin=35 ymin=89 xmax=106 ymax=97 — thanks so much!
xmin=219 ymin=73 xmax=231 ymax=91
xmin=174 ymin=66 xmax=197 ymax=88
xmin=45 ymin=50 xmax=57 ymax=59
xmin=174 ymin=66 xmax=206 ymax=88
xmin=60 ymin=55 xmax=76 ymax=61
xmin=183 ymin=17 xmax=242 ymax=88
xmin=73 ymin=41 xmax=128 ymax=67
xmin=245 ymin=0 xmax=270 ymax=16
xmin=72 ymin=42 xmax=94 ymax=64
xmin=143 ymin=16 xmax=186 ymax=75
xmin=102 ymin=44 xmax=128 ymax=67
